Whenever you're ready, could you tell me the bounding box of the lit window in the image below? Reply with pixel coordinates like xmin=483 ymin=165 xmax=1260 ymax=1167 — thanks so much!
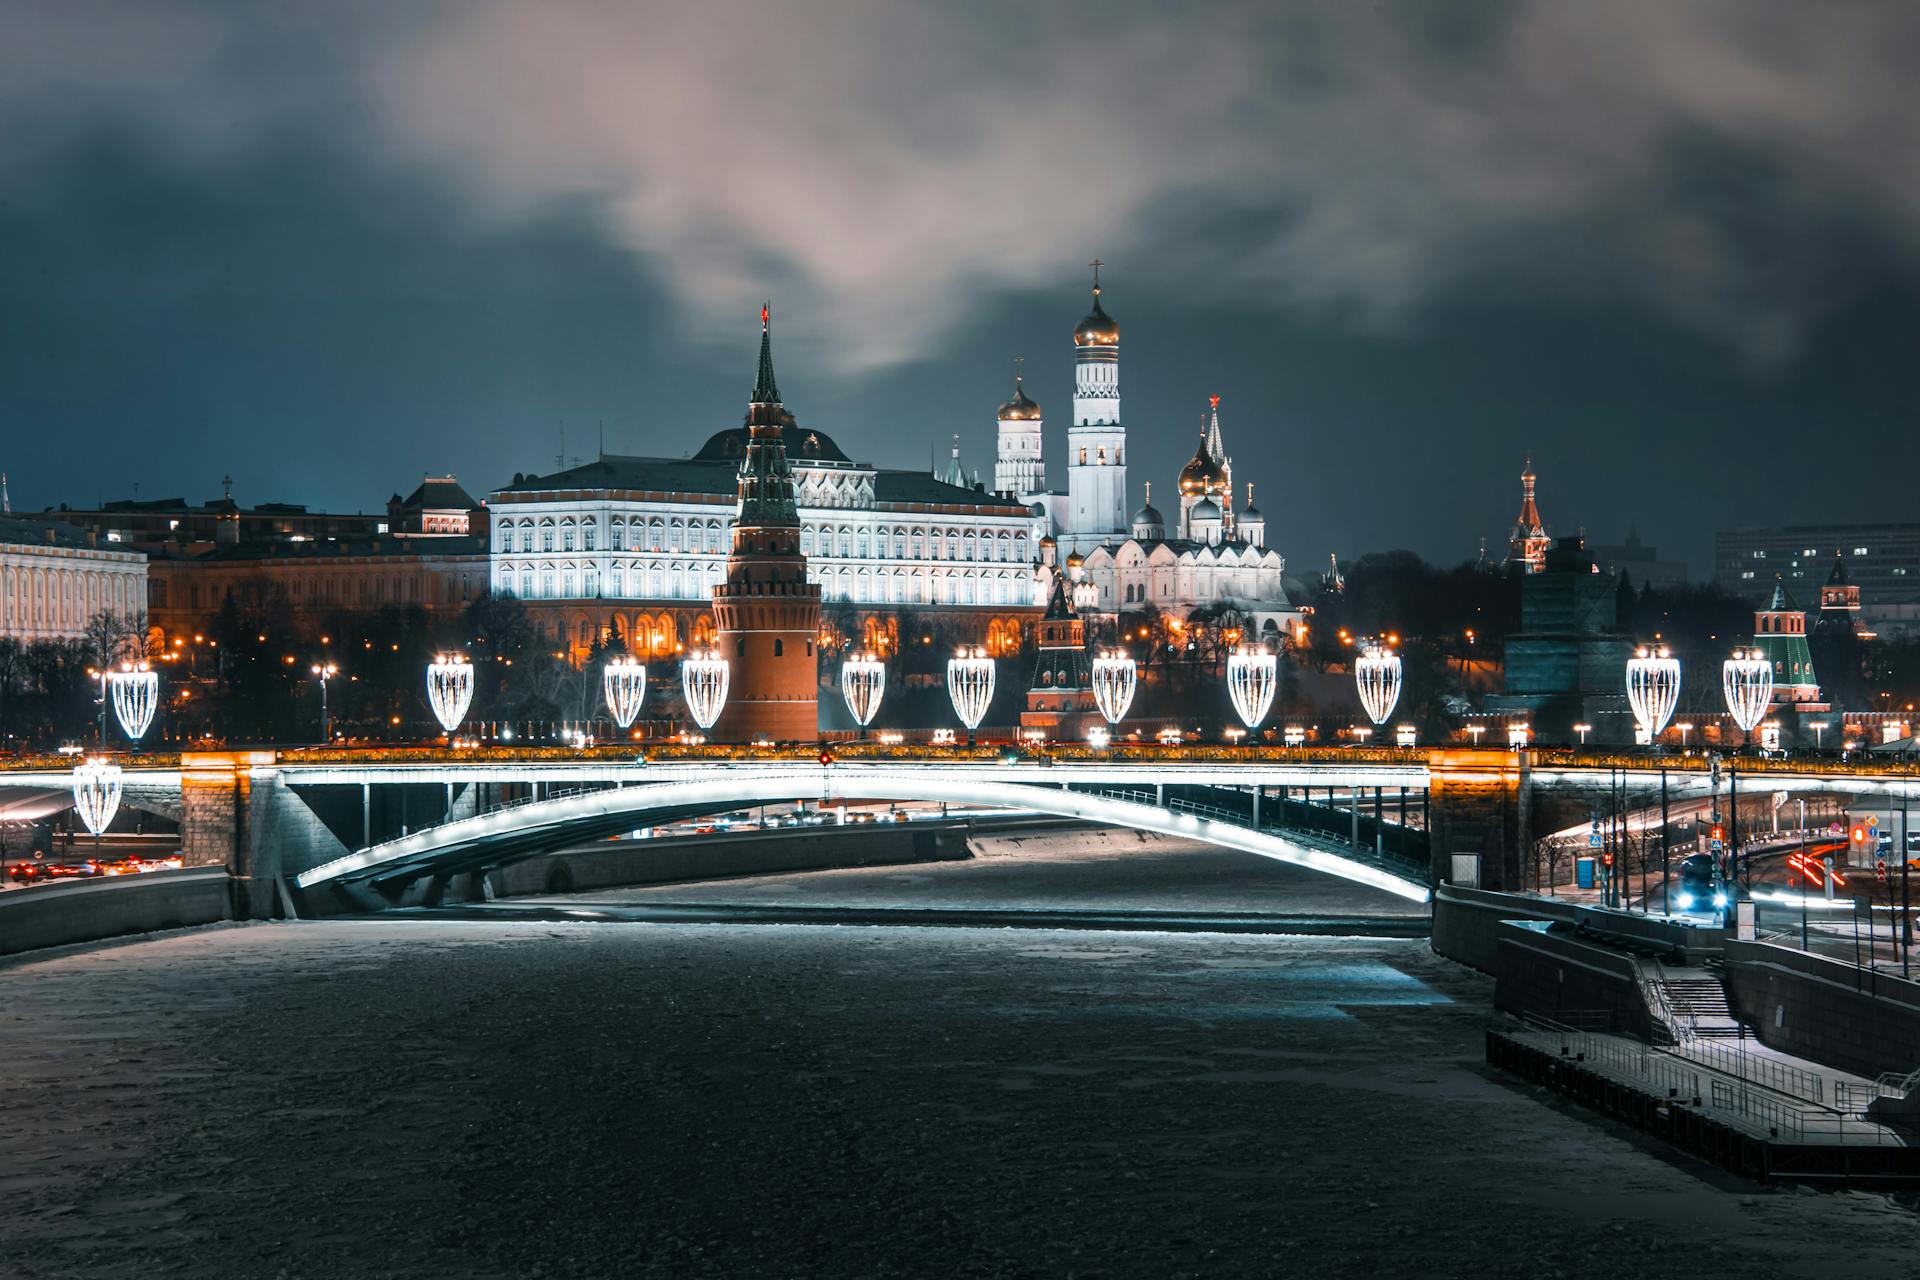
xmin=1854 ymin=546 xmax=1869 ymax=556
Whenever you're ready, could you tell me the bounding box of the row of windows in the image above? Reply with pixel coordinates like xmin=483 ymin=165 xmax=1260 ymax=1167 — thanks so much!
xmin=500 ymin=564 xmax=1035 ymax=607
xmin=495 ymin=515 xmax=1028 ymax=561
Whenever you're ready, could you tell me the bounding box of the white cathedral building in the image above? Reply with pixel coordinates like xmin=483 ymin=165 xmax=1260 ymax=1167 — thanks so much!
xmin=995 ymin=268 xmax=1302 ymax=643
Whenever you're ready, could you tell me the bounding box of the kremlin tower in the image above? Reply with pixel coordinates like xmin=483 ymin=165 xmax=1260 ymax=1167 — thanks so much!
xmin=1507 ymin=456 xmax=1549 ymax=573
xmin=709 ymin=306 xmax=822 ymax=742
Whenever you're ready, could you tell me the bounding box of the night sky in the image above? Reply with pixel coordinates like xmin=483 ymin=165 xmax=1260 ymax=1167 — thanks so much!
xmin=4 ymin=2 xmax=1920 ymax=576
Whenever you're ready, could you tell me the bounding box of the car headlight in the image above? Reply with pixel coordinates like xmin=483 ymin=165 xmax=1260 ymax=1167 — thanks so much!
xmin=1712 ymin=891 xmax=1729 ymax=909
xmin=1675 ymin=891 xmax=1695 ymax=910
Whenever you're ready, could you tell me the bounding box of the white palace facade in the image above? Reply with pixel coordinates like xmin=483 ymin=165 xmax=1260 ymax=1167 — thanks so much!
xmin=489 ymin=318 xmax=1045 ymax=662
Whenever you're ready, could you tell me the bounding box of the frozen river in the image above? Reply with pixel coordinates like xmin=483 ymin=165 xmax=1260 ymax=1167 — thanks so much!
xmin=1 ymin=835 xmax=1914 ymax=1277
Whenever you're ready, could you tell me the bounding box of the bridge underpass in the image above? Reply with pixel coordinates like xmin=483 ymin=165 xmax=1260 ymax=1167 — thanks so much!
xmin=286 ymin=766 xmax=1437 ymax=907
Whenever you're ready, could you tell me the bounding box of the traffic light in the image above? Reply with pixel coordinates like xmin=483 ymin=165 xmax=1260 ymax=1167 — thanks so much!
xmin=1850 ymin=824 xmax=1872 ymax=860
xmin=818 ymin=749 xmax=834 ymax=767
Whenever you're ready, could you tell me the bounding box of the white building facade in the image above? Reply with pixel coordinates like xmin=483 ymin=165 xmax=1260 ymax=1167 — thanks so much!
xmin=0 ymin=518 xmax=148 ymax=643
xmin=491 ymin=431 xmax=1042 ymax=615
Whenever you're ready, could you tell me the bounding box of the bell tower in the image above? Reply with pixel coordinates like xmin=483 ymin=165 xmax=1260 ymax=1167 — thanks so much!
xmin=1063 ymin=260 xmax=1128 ymax=555
xmin=710 ymin=305 xmax=822 ymax=743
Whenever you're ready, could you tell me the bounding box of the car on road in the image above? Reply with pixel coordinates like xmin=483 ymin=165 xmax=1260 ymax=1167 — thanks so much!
xmin=1671 ymin=853 xmax=1727 ymax=913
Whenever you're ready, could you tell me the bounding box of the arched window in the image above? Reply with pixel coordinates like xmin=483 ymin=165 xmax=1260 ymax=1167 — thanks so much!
xmin=561 ymin=521 xmax=577 ymax=552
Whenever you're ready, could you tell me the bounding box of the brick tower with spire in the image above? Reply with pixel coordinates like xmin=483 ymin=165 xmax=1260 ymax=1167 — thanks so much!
xmin=1507 ymin=456 xmax=1549 ymax=573
xmin=709 ymin=305 xmax=822 ymax=743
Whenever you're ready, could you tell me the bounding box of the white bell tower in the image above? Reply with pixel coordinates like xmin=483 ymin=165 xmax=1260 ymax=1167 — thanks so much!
xmin=1063 ymin=260 xmax=1127 ymax=556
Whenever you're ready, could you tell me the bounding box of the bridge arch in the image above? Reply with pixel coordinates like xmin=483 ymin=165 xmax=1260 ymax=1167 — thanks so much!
xmin=294 ymin=770 xmax=1432 ymax=903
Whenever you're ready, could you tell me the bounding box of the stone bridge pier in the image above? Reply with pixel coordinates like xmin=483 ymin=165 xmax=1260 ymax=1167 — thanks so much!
xmin=178 ymin=753 xmax=354 ymax=919
xmin=1423 ymin=750 xmax=1588 ymax=892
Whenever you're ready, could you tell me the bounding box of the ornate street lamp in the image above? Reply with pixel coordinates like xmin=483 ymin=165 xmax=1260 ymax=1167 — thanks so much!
xmin=1090 ymin=651 xmax=1137 ymax=725
xmin=1722 ymin=647 xmax=1773 ymax=735
xmin=310 ymin=663 xmax=338 ymax=742
xmin=841 ymin=652 xmax=887 ymax=728
xmin=681 ymin=649 xmax=730 ymax=731
xmin=1227 ymin=645 xmax=1277 ymax=730
xmin=107 ymin=662 xmax=158 ymax=741
xmin=946 ymin=647 xmax=995 ymax=737
xmin=426 ymin=654 xmax=476 ymax=734
xmin=1354 ymin=642 xmax=1402 ymax=726
xmin=72 ymin=759 xmax=123 ymax=838
xmin=603 ymin=656 xmax=648 ymax=730
xmin=1625 ymin=646 xmax=1681 ymax=743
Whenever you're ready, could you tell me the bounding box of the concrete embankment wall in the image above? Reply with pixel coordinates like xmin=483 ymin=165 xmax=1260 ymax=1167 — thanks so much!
xmin=1431 ymin=884 xmax=1577 ymax=973
xmin=1491 ymin=922 xmax=1658 ymax=1040
xmin=0 ymin=867 xmax=232 ymax=957
xmin=488 ymin=819 xmax=975 ymax=898
xmin=1723 ymin=940 xmax=1920 ymax=1081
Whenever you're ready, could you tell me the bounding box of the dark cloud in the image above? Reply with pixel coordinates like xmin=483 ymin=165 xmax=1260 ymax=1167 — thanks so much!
xmin=4 ymin=1 xmax=1920 ymax=576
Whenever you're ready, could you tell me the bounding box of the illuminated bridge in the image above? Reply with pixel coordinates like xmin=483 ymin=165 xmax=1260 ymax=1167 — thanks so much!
xmin=5 ymin=746 xmax=1919 ymax=916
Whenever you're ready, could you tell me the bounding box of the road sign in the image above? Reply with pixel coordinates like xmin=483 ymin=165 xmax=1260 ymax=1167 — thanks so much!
xmin=1878 ymin=858 xmax=1888 ymax=882
xmin=1868 ymin=815 xmax=1881 ymax=829
xmin=1829 ymin=822 xmax=1845 ymax=836
xmin=1589 ymin=831 xmax=1603 ymax=849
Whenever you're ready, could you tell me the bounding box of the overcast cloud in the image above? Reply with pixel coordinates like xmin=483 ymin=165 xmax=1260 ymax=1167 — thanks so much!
xmin=6 ymin=1 xmax=1920 ymax=369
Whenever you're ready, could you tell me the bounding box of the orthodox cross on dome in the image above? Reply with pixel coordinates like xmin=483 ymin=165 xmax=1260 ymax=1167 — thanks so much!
xmin=1014 ymin=354 xmax=1024 ymax=383
xmin=1089 ymin=258 xmax=1103 ymax=295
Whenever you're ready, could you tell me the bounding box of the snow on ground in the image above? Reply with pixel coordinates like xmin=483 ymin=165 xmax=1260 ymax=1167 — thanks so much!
xmin=1 ymin=912 xmax=1915 ymax=1279
xmin=557 ymin=828 xmax=1430 ymax=917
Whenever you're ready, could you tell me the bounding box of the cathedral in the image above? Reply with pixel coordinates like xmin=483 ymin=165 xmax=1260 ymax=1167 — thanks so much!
xmin=996 ymin=267 xmax=1301 ymax=644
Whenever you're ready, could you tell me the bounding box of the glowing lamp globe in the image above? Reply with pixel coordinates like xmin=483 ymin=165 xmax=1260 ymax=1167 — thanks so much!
xmin=946 ymin=647 xmax=996 ymax=732
xmin=681 ymin=650 xmax=730 ymax=731
xmin=108 ymin=662 xmax=159 ymax=741
xmin=1090 ymin=651 xmax=1137 ymax=725
xmin=1354 ymin=643 xmax=1402 ymax=726
xmin=426 ymin=654 xmax=475 ymax=733
xmin=1227 ymin=645 xmax=1277 ymax=729
xmin=1624 ymin=646 xmax=1681 ymax=742
xmin=602 ymin=657 xmax=647 ymax=729
xmin=1722 ymin=648 xmax=1773 ymax=734
xmin=72 ymin=759 xmax=123 ymax=837
xmin=841 ymin=652 xmax=887 ymax=728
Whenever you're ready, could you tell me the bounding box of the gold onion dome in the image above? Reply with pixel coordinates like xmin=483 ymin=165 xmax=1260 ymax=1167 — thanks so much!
xmin=1074 ymin=294 xmax=1120 ymax=347
xmin=1178 ymin=437 xmax=1227 ymax=495
xmin=997 ymin=378 xmax=1042 ymax=421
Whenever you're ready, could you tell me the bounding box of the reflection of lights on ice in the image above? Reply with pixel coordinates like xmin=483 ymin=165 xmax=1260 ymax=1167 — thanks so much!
xmin=1227 ymin=646 xmax=1276 ymax=728
xmin=108 ymin=664 xmax=159 ymax=740
xmin=426 ymin=655 xmax=475 ymax=733
xmin=1722 ymin=648 xmax=1773 ymax=733
xmin=602 ymin=657 xmax=647 ymax=729
xmin=946 ymin=647 xmax=995 ymax=731
xmin=681 ymin=650 xmax=730 ymax=730
xmin=72 ymin=759 xmax=123 ymax=836
xmin=1090 ymin=652 xmax=1136 ymax=725
xmin=841 ymin=653 xmax=887 ymax=727
xmin=1625 ymin=646 xmax=1681 ymax=740
xmin=1354 ymin=644 xmax=1401 ymax=725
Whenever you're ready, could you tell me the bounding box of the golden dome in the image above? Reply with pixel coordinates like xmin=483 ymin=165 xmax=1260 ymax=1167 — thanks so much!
xmin=997 ymin=378 xmax=1041 ymax=421
xmin=1073 ymin=294 xmax=1119 ymax=347
xmin=1178 ymin=436 xmax=1227 ymax=495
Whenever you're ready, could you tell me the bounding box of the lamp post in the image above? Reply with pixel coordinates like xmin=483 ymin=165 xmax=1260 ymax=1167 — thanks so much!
xmin=1675 ymin=722 xmax=1694 ymax=749
xmin=1090 ymin=651 xmax=1137 ymax=726
xmin=1625 ymin=645 xmax=1681 ymax=747
xmin=311 ymin=663 xmax=338 ymax=743
xmin=603 ymin=656 xmax=647 ymax=730
xmin=1354 ymin=641 xmax=1402 ymax=727
xmin=946 ymin=647 xmax=995 ymax=745
xmin=426 ymin=654 xmax=475 ymax=735
xmin=841 ymin=652 xmax=886 ymax=731
xmin=681 ymin=650 xmax=730 ymax=732
xmin=1573 ymin=722 xmax=1592 ymax=747
xmin=1227 ymin=645 xmax=1277 ymax=730
xmin=107 ymin=662 xmax=159 ymax=744
xmin=1722 ymin=648 xmax=1773 ymax=744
